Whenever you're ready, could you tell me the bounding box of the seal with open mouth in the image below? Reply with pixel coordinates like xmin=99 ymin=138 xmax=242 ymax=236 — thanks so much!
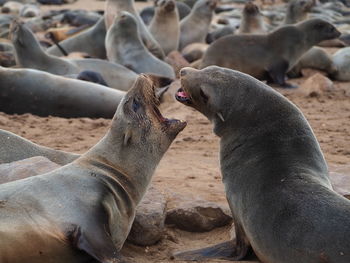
xmin=174 ymin=66 xmax=350 ymax=263
xmin=0 ymin=74 xmax=186 ymax=263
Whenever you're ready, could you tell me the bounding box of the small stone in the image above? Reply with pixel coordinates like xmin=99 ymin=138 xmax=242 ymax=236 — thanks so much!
xmin=165 ymin=199 xmax=232 ymax=232
xmin=300 ymin=73 xmax=333 ymax=97
xmin=127 ymin=186 xmax=167 ymax=246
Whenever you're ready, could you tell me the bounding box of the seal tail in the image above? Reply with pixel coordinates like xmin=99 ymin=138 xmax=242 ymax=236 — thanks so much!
xmin=173 ymin=240 xmax=252 ymax=261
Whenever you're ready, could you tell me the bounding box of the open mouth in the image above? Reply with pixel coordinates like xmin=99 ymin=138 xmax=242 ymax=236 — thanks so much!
xmin=152 ymin=104 xmax=186 ymax=129
xmin=175 ymin=88 xmax=192 ymax=104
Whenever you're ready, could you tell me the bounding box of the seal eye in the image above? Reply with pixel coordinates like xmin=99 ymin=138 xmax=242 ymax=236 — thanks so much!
xmin=200 ymin=89 xmax=208 ymax=104
xmin=132 ymin=99 xmax=141 ymax=112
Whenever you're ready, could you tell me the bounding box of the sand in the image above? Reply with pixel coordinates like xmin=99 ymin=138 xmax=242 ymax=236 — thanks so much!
xmin=1 ymin=0 xmax=349 ymax=262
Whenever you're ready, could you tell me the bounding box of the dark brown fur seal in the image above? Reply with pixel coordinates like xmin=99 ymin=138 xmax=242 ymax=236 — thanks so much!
xmin=174 ymin=65 xmax=350 ymax=263
xmin=0 ymin=67 xmax=125 ymax=118
xmin=0 ymin=74 xmax=186 ymax=263
xmin=201 ymin=18 xmax=340 ymax=88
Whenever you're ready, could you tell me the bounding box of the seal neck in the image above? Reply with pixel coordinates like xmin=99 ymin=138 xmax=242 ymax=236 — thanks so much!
xmin=82 ymin=131 xmax=158 ymax=204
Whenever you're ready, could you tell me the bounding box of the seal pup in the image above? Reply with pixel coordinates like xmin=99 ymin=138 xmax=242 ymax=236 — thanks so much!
xmin=140 ymin=1 xmax=190 ymax=25
xmin=0 ymin=67 xmax=125 ymax=118
xmin=0 ymin=129 xmax=79 ymax=165
xmin=105 ymin=0 xmax=165 ymax=59
xmin=149 ymin=0 xmax=180 ymax=55
xmin=174 ymin=66 xmax=350 ymax=263
xmin=283 ymin=0 xmax=314 ymax=24
xmin=11 ymin=21 xmax=137 ymax=91
xmin=106 ymin=12 xmax=175 ymax=80
xmin=238 ymin=2 xmax=267 ymax=34
xmin=201 ymin=18 xmax=341 ymax=88
xmin=288 ymin=46 xmax=337 ymax=78
xmin=179 ymin=0 xmax=217 ymax=50
xmin=0 ymin=74 xmax=186 ymax=263
xmin=331 ymin=46 xmax=350 ymax=81
xmin=47 ymin=17 xmax=107 ymax=59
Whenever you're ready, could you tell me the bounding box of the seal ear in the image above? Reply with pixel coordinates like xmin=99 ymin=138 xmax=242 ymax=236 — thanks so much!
xmin=123 ymin=128 xmax=132 ymax=146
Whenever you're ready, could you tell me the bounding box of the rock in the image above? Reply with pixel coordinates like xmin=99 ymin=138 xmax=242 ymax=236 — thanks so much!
xmin=165 ymin=199 xmax=232 ymax=232
xmin=0 ymin=156 xmax=60 ymax=184
xmin=329 ymin=164 xmax=350 ymax=199
xmin=300 ymin=73 xmax=333 ymax=97
xmin=127 ymin=186 xmax=167 ymax=246
xmin=165 ymin=51 xmax=190 ymax=78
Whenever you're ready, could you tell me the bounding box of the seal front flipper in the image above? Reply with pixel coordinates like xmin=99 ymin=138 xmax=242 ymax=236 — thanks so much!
xmin=173 ymin=240 xmax=251 ymax=261
xmin=267 ymin=60 xmax=298 ymax=89
xmin=68 ymin=225 xmax=127 ymax=263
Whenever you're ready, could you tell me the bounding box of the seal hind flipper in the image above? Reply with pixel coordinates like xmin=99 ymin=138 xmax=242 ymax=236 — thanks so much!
xmin=173 ymin=240 xmax=251 ymax=261
xmin=68 ymin=225 xmax=125 ymax=263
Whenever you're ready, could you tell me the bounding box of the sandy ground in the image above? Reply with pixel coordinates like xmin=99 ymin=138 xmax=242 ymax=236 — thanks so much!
xmin=0 ymin=0 xmax=350 ymax=262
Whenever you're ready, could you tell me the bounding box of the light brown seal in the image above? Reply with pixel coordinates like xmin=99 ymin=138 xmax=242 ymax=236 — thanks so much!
xmin=283 ymin=0 xmax=314 ymax=25
xmin=0 ymin=74 xmax=186 ymax=263
xmin=11 ymin=20 xmax=137 ymax=91
xmin=179 ymin=0 xmax=217 ymax=50
xmin=201 ymin=18 xmax=341 ymax=88
xmin=149 ymin=0 xmax=180 ymax=55
xmin=106 ymin=11 xmax=175 ymax=80
xmin=238 ymin=2 xmax=267 ymax=34
xmin=174 ymin=65 xmax=350 ymax=263
xmin=105 ymin=0 xmax=165 ymax=59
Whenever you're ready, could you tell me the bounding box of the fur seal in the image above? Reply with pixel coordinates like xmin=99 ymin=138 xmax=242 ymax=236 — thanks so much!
xmin=77 ymin=70 xmax=109 ymax=86
xmin=201 ymin=18 xmax=341 ymax=88
xmin=174 ymin=65 xmax=350 ymax=263
xmin=179 ymin=0 xmax=217 ymax=50
xmin=140 ymin=1 xmax=191 ymax=25
xmin=331 ymin=46 xmax=350 ymax=81
xmin=0 ymin=129 xmax=79 ymax=165
xmin=105 ymin=0 xmax=165 ymax=59
xmin=206 ymin=25 xmax=236 ymax=44
xmin=0 ymin=67 xmax=125 ymax=118
xmin=238 ymin=2 xmax=266 ymax=34
xmin=283 ymin=0 xmax=314 ymax=24
xmin=106 ymin=11 xmax=175 ymax=80
xmin=11 ymin=21 xmax=137 ymax=91
xmin=288 ymin=46 xmax=337 ymax=78
xmin=149 ymin=0 xmax=180 ymax=55
xmin=0 ymin=74 xmax=186 ymax=263
xmin=47 ymin=17 xmax=107 ymax=59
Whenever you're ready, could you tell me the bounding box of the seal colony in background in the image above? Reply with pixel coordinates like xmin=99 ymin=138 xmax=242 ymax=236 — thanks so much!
xmin=0 ymin=0 xmax=350 ymax=262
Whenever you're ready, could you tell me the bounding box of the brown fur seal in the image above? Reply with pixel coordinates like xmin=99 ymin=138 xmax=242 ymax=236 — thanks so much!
xmin=0 ymin=74 xmax=186 ymax=263
xmin=105 ymin=0 xmax=165 ymax=59
xmin=174 ymin=65 xmax=350 ymax=263
xmin=201 ymin=18 xmax=340 ymax=88
xmin=238 ymin=2 xmax=266 ymax=34
xmin=288 ymin=46 xmax=337 ymax=78
xmin=11 ymin=20 xmax=137 ymax=91
xmin=0 ymin=129 xmax=79 ymax=165
xmin=0 ymin=67 xmax=126 ymax=118
xmin=106 ymin=12 xmax=175 ymax=80
xmin=47 ymin=17 xmax=107 ymax=59
xmin=179 ymin=0 xmax=217 ymax=50
xmin=149 ymin=0 xmax=180 ymax=55
xmin=283 ymin=0 xmax=314 ymax=24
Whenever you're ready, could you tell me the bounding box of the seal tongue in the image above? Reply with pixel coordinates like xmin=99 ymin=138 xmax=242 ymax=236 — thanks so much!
xmin=177 ymin=90 xmax=189 ymax=98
